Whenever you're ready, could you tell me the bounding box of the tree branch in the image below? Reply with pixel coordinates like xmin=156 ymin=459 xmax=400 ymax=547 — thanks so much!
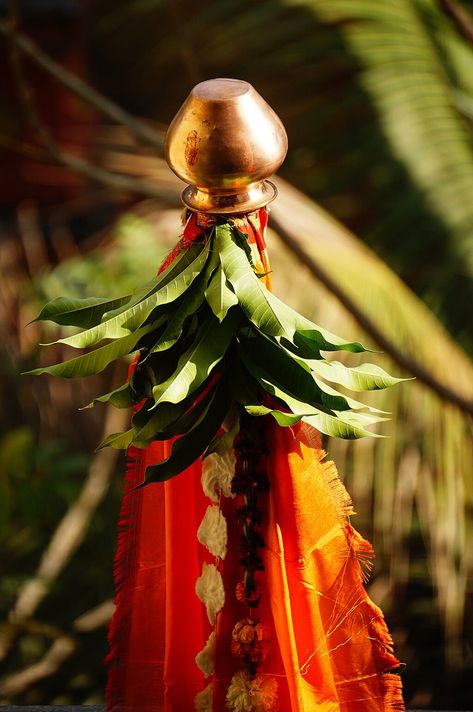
xmin=439 ymin=0 xmax=473 ymax=46
xmin=0 ymin=17 xmax=164 ymax=151
xmin=0 ymin=401 xmax=128 ymax=664
xmin=3 ymin=20 xmax=179 ymax=204
xmin=0 ymin=600 xmax=114 ymax=700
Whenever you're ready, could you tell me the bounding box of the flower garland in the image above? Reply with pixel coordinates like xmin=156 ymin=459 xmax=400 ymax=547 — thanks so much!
xmin=226 ymin=413 xmax=278 ymax=712
xmin=194 ymin=447 xmax=237 ymax=710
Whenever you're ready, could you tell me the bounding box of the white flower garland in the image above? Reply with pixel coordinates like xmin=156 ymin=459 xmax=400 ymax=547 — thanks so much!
xmin=194 ymin=683 xmax=213 ymax=712
xmin=201 ymin=450 xmax=236 ymax=501
xmin=195 ymin=562 xmax=225 ymax=625
xmin=226 ymin=671 xmax=278 ymax=712
xmin=197 ymin=504 xmax=228 ymax=560
xmin=195 ymin=631 xmax=216 ymax=678
xmin=194 ymin=447 xmax=236 ymax=710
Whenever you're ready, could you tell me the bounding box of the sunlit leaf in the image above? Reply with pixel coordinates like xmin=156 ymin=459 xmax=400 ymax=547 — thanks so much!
xmin=238 ymin=330 xmax=352 ymax=412
xmin=205 ymin=263 xmax=238 ymax=322
xmin=217 ymin=224 xmax=367 ymax=353
xmin=102 ymin=241 xmax=204 ymax=321
xmin=25 ymin=322 xmax=157 ymax=379
xmin=244 ymin=404 xmax=303 ymax=426
xmin=310 ymin=359 xmax=409 ymax=391
xmin=82 ymin=382 xmax=135 ymax=409
xmin=52 ymin=240 xmax=210 ymax=348
xmin=150 ymin=248 xmax=218 ymax=353
xmin=32 ymin=295 xmax=132 ymax=328
xmin=258 ymin=378 xmax=381 ymax=439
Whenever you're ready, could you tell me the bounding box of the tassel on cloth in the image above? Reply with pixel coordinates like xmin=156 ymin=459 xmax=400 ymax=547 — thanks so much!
xmin=383 ymin=673 xmax=406 ymax=712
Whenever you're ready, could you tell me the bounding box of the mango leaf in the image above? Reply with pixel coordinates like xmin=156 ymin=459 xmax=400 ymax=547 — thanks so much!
xmin=216 ymin=224 xmax=284 ymax=336
xmin=217 ymin=224 xmax=368 ymax=353
xmin=150 ymin=247 xmax=219 ymax=353
xmin=244 ymin=404 xmax=303 ymax=426
xmin=102 ymin=241 xmax=204 ymax=321
xmin=309 ymin=359 xmax=410 ymax=391
xmin=258 ymin=378 xmax=382 ymax=440
xmin=133 ymin=381 xmax=217 ymax=447
xmin=152 ymin=308 xmax=241 ymax=406
xmin=205 ymin=264 xmax=238 ymax=322
xmin=228 ymin=360 xmax=260 ymax=406
xmin=129 ymin=400 xmax=191 ymax=448
xmin=98 ymin=428 xmax=135 ymax=450
xmin=275 ymin=339 xmax=390 ymax=413
xmin=232 ymin=225 xmax=256 ymax=269
xmin=51 ymin=240 xmax=210 ymax=349
xmin=97 ymin=380 xmax=216 ymax=450
xmin=25 ymin=321 xmax=156 ymax=379
xmin=32 ymin=295 xmax=132 ymax=328
xmin=310 ymin=376 xmax=389 ymax=414
xmin=204 ymin=401 xmax=240 ymax=457
xmin=139 ymin=378 xmax=231 ymax=485
xmin=82 ymin=382 xmax=136 ymax=409
xmin=238 ymin=330 xmax=352 ymax=412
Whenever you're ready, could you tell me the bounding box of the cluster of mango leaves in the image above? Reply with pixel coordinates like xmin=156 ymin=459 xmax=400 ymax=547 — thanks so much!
xmin=27 ymin=221 xmax=405 ymax=485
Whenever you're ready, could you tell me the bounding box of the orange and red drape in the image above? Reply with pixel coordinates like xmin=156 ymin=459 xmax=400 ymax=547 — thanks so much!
xmin=106 ymin=210 xmax=404 ymax=712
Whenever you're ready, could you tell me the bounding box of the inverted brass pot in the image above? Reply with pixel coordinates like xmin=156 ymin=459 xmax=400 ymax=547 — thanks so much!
xmin=165 ymin=78 xmax=288 ymax=214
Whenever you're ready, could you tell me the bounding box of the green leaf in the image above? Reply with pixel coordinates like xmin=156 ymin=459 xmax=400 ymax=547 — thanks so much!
xmin=52 ymin=240 xmax=210 ymax=349
xmin=25 ymin=321 xmax=157 ymax=379
xmin=270 ymin=295 xmax=369 ymax=354
xmin=98 ymin=429 xmax=135 ymax=450
xmin=216 ymin=223 xmax=368 ymax=353
xmin=244 ymin=404 xmax=303 ymax=426
xmin=97 ymin=382 xmax=217 ymax=451
xmin=32 ymin=295 xmax=132 ymax=328
xmin=139 ymin=377 xmax=231 ymax=485
xmin=133 ymin=380 xmax=216 ymax=447
xmin=228 ymin=360 xmax=260 ymax=406
xmin=81 ymin=382 xmax=135 ymax=409
xmin=258 ymin=379 xmax=382 ymax=440
xmin=238 ymin=330 xmax=352 ymax=412
xmin=152 ymin=307 xmax=241 ymax=406
xmin=150 ymin=247 xmax=219 ymax=353
xmin=205 ymin=264 xmax=238 ymax=322
xmin=102 ymin=241 xmax=204 ymax=321
xmin=232 ymin=225 xmax=256 ymax=269
xmin=204 ymin=402 xmax=240 ymax=457
xmin=276 ymin=340 xmax=390 ymax=413
xmin=309 ymin=360 xmax=410 ymax=391
xmin=216 ymin=223 xmax=284 ymax=336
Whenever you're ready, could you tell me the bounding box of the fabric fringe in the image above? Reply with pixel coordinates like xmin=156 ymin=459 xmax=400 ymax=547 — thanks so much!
xmin=346 ymin=523 xmax=375 ymax=583
xmin=320 ymin=455 xmax=355 ymax=519
xmin=105 ymin=446 xmax=144 ymax=671
xmin=382 ymin=672 xmax=405 ymax=711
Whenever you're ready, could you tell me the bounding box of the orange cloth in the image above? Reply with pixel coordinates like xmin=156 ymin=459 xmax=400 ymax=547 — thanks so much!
xmin=106 ymin=211 xmax=404 ymax=712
